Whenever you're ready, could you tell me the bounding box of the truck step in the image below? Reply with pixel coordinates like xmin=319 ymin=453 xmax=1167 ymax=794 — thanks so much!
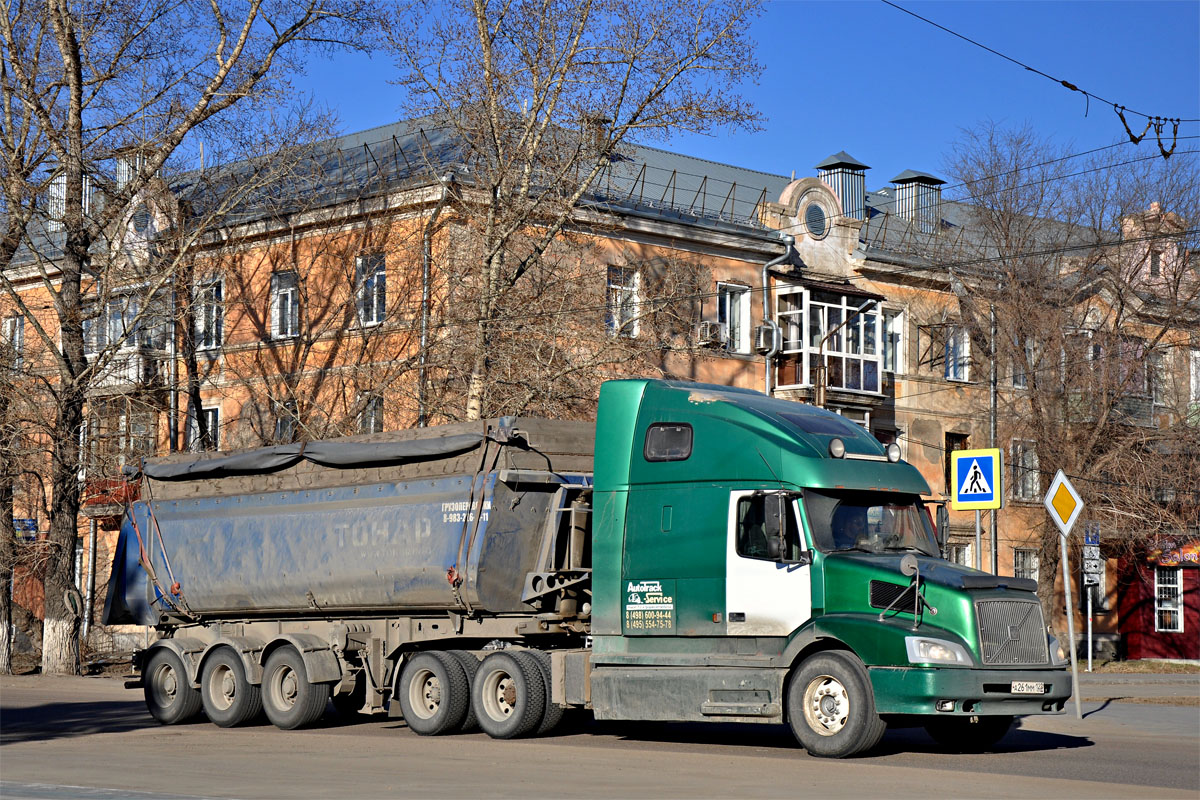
xmin=699 ymin=701 xmax=781 ymax=717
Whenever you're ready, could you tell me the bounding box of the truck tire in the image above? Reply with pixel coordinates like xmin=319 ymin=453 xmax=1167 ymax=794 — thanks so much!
xmin=144 ymin=648 xmax=203 ymax=725
xmin=787 ymin=651 xmax=886 ymax=758
xmin=924 ymin=715 xmax=1014 ymax=751
xmin=201 ymin=648 xmax=263 ymax=727
xmin=448 ymin=651 xmax=481 ymax=732
xmin=398 ymin=652 xmax=470 ymax=735
xmin=472 ymin=651 xmax=546 ymax=739
xmin=261 ymin=646 xmax=329 ymax=730
xmin=525 ymin=650 xmax=565 ymax=736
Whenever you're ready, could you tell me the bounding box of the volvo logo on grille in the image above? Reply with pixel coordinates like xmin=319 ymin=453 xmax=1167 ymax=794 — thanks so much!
xmin=1005 ymin=605 xmax=1035 ymax=643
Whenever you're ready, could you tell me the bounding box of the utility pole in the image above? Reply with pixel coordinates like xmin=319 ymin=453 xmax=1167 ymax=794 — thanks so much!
xmin=989 ymin=302 xmax=998 ymax=574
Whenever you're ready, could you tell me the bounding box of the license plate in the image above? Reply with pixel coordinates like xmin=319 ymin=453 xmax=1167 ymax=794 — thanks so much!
xmin=1011 ymin=681 xmax=1045 ymax=694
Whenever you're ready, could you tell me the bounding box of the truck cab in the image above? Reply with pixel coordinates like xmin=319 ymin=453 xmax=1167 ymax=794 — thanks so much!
xmin=585 ymin=379 xmax=1070 ymax=757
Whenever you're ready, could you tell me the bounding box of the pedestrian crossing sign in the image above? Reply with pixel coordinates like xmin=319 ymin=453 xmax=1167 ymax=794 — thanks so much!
xmin=951 ymin=448 xmax=1003 ymax=511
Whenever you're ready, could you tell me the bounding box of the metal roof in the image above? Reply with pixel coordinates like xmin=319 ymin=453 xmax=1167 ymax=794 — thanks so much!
xmin=815 ymin=151 xmax=870 ymax=171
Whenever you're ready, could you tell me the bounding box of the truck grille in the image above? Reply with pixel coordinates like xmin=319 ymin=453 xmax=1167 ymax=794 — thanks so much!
xmin=976 ymin=600 xmax=1049 ymax=666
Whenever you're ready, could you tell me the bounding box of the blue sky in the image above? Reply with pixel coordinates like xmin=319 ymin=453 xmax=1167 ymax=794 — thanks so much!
xmin=302 ymin=0 xmax=1199 ymax=192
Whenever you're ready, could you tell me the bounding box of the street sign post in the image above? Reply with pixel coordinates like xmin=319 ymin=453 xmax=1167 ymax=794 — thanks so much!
xmin=1081 ymin=522 xmax=1103 ymax=672
xmin=951 ymin=448 xmax=1003 ymax=572
xmin=1044 ymin=469 xmax=1083 ymax=719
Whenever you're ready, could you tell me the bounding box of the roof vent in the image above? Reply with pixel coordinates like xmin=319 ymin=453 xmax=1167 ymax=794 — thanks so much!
xmin=816 ymin=151 xmax=869 ymax=221
xmin=891 ymin=170 xmax=945 ymax=234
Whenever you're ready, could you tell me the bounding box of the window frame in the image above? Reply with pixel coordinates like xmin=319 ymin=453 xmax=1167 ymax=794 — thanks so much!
xmin=270 ymin=271 xmax=300 ymax=340
xmin=195 ymin=278 xmax=224 ymax=351
xmin=2 ymin=314 xmax=24 ymax=368
xmin=359 ymin=393 xmax=385 ymax=435
xmin=1154 ymin=565 xmax=1184 ymax=633
xmin=355 ymin=253 xmax=387 ymax=328
xmin=717 ymin=282 xmax=752 ymax=355
xmin=274 ymin=399 xmax=299 ymax=443
xmin=1013 ymin=547 xmax=1040 ymax=582
xmin=774 ymin=287 xmax=883 ymax=394
xmin=881 ymin=307 xmax=904 ymax=374
xmin=606 ymin=266 xmax=640 ymax=338
xmin=643 ymin=423 xmax=693 ymax=462
xmin=1011 ymin=439 xmax=1040 ymax=502
xmin=945 ymin=324 xmax=970 ymax=382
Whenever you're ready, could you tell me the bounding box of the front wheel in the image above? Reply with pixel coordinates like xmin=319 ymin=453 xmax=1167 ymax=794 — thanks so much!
xmin=924 ymin=715 xmax=1014 ymax=751
xmin=787 ymin=651 xmax=886 ymax=758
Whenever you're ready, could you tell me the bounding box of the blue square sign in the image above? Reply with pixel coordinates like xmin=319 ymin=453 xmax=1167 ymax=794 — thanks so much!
xmin=951 ymin=448 xmax=1003 ymax=511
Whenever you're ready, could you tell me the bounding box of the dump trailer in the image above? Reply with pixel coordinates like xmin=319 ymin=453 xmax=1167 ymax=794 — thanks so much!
xmin=106 ymin=379 xmax=1071 ymax=757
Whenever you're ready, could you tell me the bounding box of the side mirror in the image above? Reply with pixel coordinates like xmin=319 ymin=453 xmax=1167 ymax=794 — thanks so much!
xmin=764 ymin=493 xmax=787 ymax=562
xmin=936 ymin=504 xmax=949 ymax=551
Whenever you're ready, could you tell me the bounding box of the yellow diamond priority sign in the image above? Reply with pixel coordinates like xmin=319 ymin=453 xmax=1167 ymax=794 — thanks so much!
xmin=1043 ymin=469 xmax=1083 ymax=538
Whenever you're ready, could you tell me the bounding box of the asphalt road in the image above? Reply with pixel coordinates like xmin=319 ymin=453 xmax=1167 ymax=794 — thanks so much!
xmin=1 ymin=674 xmax=1197 ymax=800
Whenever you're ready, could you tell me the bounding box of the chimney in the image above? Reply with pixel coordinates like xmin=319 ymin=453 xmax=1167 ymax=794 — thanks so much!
xmin=816 ymin=151 xmax=869 ymax=221
xmin=891 ymin=170 xmax=945 ymax=234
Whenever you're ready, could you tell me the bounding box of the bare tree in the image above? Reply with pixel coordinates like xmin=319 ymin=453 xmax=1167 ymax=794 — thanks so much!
xmin=384 ymin=0 xmax=763 ymax=419
xmin=937 ymin=122 xmax=1200 ymax=609
xmin=0 ymin=0 xmax=366 ymax=674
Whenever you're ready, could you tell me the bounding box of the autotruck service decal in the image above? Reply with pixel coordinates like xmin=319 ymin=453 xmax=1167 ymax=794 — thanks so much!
xmin=624 ymin=579 xmax=676 ymax=633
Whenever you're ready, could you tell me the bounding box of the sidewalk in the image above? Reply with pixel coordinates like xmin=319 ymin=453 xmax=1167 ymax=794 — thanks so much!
xmin=1075 ymin=671 xmax=1200 ymax=705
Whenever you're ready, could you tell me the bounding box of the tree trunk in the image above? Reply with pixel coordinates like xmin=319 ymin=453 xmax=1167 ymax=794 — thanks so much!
xmin=41 ymin=377 xmax=85 ymax=675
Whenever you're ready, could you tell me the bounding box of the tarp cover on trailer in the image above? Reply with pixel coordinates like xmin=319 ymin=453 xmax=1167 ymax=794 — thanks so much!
xmin=123 ymin=434 xmax=487 ymax=481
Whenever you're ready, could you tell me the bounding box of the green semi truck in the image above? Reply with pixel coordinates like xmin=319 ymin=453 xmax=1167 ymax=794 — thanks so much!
xmin=106 ymin=379 xmax=1071 ymax=757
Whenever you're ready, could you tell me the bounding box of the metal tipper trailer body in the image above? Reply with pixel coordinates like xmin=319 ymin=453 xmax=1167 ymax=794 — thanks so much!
xmin=106 ymin=379 xmax=1071 ymax=757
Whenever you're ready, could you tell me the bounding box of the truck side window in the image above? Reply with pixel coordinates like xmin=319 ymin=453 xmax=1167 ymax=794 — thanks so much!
xmin=736 ymin=495 xmax=801 ymax=561
xmin=644 ymin=423 xmax=693 ymax=462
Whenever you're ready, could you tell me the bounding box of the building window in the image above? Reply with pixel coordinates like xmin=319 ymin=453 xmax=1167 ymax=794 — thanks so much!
xmin=274 ymin=400 xmax=299 ymax=443
xmin=944 ymin=432 xmax=969 ymax=495
xmin=187 ymin=407 xmax=220 ymax=451
xmin=1011 ymin=337 xmax=1038 ymax=389
xmin=882 ymin=308 xmax=903 ymax=373
xmin=270 ymin=272 xmax=300 ymax=340
xmin=1011 ymin=439 xmax=1040 ymax=501
xmin=1149 ymin=250 xmax=1161 ymax=277
xmin=356 ymin=254 xmax=387 ymax=327
xmin=945 ymin=325 xmax=970 ymax=382
xmin=947 ymin=542 xmax=972 ymax=566
xmin=717 ymin=283 xmax=751 ymax=354
xmin=1154 ymin=566 xmax=1184 ymax=633
xmin=1013 ymin=548 xmax=1039 ymax=582
xmin=359 ymin=394 xmax=384 ymax=435
xmin=776 ymin=288 xmax=882 ymax=393
xmin=606 ymin=266 xmax=639 ymax=337
xmin=195 ymin=280 xmax=223 ymax=350
xmin=2 ymin=315 xmax=23 ymax=368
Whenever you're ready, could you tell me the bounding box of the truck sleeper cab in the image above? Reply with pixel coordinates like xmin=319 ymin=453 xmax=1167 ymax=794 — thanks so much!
xmin=106 ymin=379 xmax=1070 ymax=758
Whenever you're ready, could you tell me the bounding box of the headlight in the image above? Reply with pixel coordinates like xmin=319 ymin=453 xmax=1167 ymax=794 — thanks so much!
xmin=905 ymin=636 xmax=972 ymax=665
xmin=1048 ymin=636 xmax=1068 ymax=666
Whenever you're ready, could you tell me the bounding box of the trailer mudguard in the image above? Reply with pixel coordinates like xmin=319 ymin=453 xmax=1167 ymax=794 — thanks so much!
xmin=262 ymin=634 xmax=344 ymax=684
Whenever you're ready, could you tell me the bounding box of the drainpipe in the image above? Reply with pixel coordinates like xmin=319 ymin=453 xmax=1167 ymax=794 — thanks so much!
xmin=761 ymin=235 xmax=795 ymax=396
xmin=419 ymin=174 xmax=455 ymax=427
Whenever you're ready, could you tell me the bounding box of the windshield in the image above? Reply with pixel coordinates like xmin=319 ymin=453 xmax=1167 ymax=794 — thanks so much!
xmin=803 ymin=489 xmax=938 ymax=556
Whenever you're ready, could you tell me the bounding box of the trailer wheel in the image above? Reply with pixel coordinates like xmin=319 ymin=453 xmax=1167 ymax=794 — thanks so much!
xmin=447 ymin=651 xmax=481 ymax=733
xmin=201 ymin=648 xmax=263 ymax=727
xmin=144 ymin=648 xmax=202 ymax=725
xmin=472 ymin=651 xmax=545 ymax=739
xmin=261 ymin=646 xmax=329 ymax=730
xmin=525 ymin=650 xmax=565 ymax=736
xmin=924 ymin=715 xmax=1014 ymax=751
xmin=787 ymin=651 xmax=886 ymax=758
xmin=398 ymin=652 xmax=470 ymax=735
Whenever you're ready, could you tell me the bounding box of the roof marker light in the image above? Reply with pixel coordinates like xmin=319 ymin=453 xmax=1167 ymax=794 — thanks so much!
xmin=887 ymin=443 xmax=902 ymax=463
xmin=829 ymin=438 xmax=846 ymax=459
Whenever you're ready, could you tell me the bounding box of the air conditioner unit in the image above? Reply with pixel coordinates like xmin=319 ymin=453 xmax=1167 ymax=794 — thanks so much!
xmin=754 ymin=324 xmax=777 ymax=355
xmin=696 ymin=321 xmax=728 ymax=347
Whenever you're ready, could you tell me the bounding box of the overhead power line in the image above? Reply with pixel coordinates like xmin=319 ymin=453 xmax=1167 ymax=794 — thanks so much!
xmin=880 ymin=0 xmax=1198 ymax=158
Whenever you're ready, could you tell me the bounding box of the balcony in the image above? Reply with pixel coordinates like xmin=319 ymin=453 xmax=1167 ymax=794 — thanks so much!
xmin=89 ymin=348 xmax=168 ymax=393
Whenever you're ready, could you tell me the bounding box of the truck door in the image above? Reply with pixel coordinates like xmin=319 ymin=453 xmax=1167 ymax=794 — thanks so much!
xmin=725 ymin=491 xmax=812 ymax=636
